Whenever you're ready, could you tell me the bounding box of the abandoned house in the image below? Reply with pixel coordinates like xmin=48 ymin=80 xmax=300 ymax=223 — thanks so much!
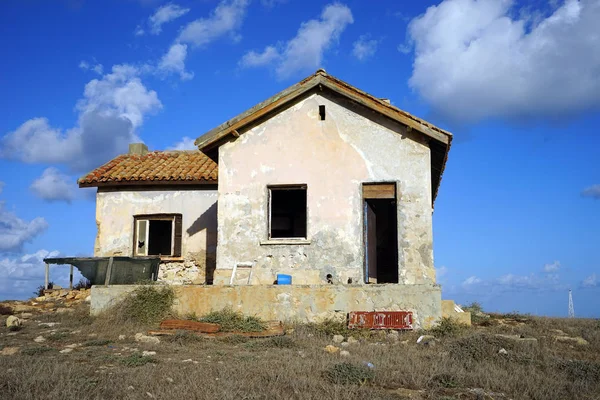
xmin=78 ymin=69 xmax=452 ymax=328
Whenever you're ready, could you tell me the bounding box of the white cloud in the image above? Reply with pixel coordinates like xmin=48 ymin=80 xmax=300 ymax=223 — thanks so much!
xmin=582 ymin=184 xmax=600 ymax=199
xmin=135 ymin=25 xmax=145 ymax=36
xmin=0 ymin=250 xmax=86 ymax=300
xmin=462 ymin=275 xmax=481 ymax=286
xmin=30 ymin=168 xmax=77 ymax=203
xmin=168 ymin=136 xmax=197 ymax=150
xmin=261 ymin=0 xmax=287 ymax=7
xmin=158 ymin=43 xmax=193 ymax=80
xmin=240 ymin=3 xmax=353 ymax=79
xmin=79 ymin=60 xmax=104 ymax=75
xmin=406 ymin=0 xmax=600 ymax=123
xmin=149 ymin=3 xmax=190 ymax=35
xmin=1 ymin=64 xmax=162 ymax=172
xmin=543 ymin=260 xmax=561 ymax=273
xmin=582 ymin=273 xmax=597 ymax=287
xmin=0 ymin=202 xmax=48 ymax=253
xmin=178 ymin=0 xmax=249 ymax=47
xmin=239 ymin=45 xmax=279 ymax=68
xmin=352 ymin=35 xmax=378 ymax=61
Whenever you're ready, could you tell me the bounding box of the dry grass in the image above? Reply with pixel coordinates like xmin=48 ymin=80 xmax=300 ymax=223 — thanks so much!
xmin=1 ymin=304 xmax=599 ymax=400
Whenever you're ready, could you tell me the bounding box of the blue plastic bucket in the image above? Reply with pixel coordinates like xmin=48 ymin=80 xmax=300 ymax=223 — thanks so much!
xmin=277 ymin=274 xmax=292 ymax=285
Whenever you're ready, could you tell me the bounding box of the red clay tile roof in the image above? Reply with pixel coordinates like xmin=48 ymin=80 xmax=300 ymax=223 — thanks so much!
xmin=78 ymin=151 xmax=218 ymax=187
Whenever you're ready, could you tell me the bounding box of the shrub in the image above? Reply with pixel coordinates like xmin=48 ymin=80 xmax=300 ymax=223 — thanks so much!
xmin=22 ymin=347 xmax=55 ymax=355
xmin=427 ymin=373 xmax=460 ymax=389
xmin=120 ymin=353 xmax=158 ymax=367
xmin=116 ymin=285 xmax=175 ymax=325
xmin=0 ymin=305 xmax=13 ymax=315
xmin=218 ymin=334 xmax=249 ymax=344
xmin=34 ymin=282 xmax=53 ymax=297
xmin=244 ymin=336 xmax=295 ymax=349
xmin=429 ymin=317 xmax=468 ymax=337
xmin=73 ymin=279 xmax=91 ymax=290
xmin=462 ymin=302 xmax=483 ymax=314
xmin=8 ymin=325 xmax=22 ymax=332
xmin=324 ymin=362 xmax=375 ymax=385
xmin=199 ymin=308 xmax=265 ymax=332
xmin=83 ymin=339 xmax=113 ymax=347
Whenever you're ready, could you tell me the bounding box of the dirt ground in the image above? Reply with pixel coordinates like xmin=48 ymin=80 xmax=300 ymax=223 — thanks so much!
xmin=1 ymin=300 xmax=599 ymax=400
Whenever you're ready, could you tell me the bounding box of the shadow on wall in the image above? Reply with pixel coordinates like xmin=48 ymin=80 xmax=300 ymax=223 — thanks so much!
xmin=187 ymin=202 xmax=218 ymax=284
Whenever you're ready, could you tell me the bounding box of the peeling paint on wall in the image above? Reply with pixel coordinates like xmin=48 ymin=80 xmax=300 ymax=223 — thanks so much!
xmin=95 ymin=188 xmax=217 ymax=284
xmin=214 ymin=93 xmax=435 ymax=286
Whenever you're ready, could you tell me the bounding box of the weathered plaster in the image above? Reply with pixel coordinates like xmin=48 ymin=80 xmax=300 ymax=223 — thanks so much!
xmin=215 ymin=93 xmax=435 ymax=285
xmin=91 ymin=283 xmax=442 ymax=328
xmin=94 ymin=188 xmax=217 ymax=284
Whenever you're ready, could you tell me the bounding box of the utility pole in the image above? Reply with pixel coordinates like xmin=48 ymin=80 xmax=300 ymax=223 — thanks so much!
xmin=568 ymin=289 xmax=575 ymax=318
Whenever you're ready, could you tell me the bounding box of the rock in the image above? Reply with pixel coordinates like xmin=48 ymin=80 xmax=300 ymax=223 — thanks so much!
xmin=59 ymin=348 xmax=73 ymax=354
xmin=285 ymin=329 xmax=295 ymax=335
xmin=85 ymin=296 xmax=91 ymax=303
xmin=6 ymin=315 xmax=21 ymax=327
xmin=324 ymin=345 xmax=340 ymax=353
xmin=0 ymin=346 xmax=20 ymax=356
xmin=498 ymin=348 xmax=508 ymax=355
xmin=142 ymin=351 xmax=156 ymax=356
xmin=347 ymin=336 xmax=359 ymax=345
xmin=340 ymin=350 xmax=350 ymax=357
xmin=182 ymin=359 xmax=193 ymax=363
xmin=19 ymin=313 xmax=33 ymax=319
xmin=65 ymin=343 xmax=82 ymax=349
xmin=166 ymin=377 xmax=174 ymax=383
xmin=416 ymin=335 xmax=436 ymax=345
xmin=39 ymin=322 xmax=59 ymax=327
xmin=118 ymin=335 xmax=126 ymax=341
xmin=88 ymin=333 xmax=98 ymax=337
xmin=332 ymin=334 xmax=345 ymax=343
xmin=35 ymin=296 xmax=46 ymax=302
xmin=135 ymin=333 xmax=160 ymax=344
xmin=34 ymin=336 xmax=46 ymax=343
xmin=127 ymin=386 xmax=135 ymax=391
xmin=340 ymin=342 xmax=350 ymax=347
xmin=56 ymin=308 xmax=74 ymax=314
xmin=554 ymin=336 xmax=589 ymax=346
xmin=13 ymin=304 xmax=36 ymax=312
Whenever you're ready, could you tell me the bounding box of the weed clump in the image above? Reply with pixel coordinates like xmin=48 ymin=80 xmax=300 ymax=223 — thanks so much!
xmin=199 ymin=308 xmax=265 ymax=332
xmin=116 ymin=285 xmax=175 ymax=325
xmin=47 ymin=332 xmax=69 ymax=342
xmin=429 ymin=317 xmax=468 ymax=337
xmin=22 ymin=347 xmax=55 ymax=355
xmin=83 ymin=339 xmax=113 ymax=347
xmin=120 ymin=353 xmax=158 ymax=367
xmin=324 ymin=362 xmax=375 ymax=385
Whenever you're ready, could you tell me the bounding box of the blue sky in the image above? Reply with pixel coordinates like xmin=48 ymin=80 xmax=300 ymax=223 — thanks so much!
xmin=0 ymin=0 xmax=598 ymax=317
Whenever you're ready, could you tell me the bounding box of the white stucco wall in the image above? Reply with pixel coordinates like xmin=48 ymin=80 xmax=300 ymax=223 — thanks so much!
xmin=215 ymin=93 xmax=435 ymax=286
xmin=95 ymin=188 xmax=217 ymax=283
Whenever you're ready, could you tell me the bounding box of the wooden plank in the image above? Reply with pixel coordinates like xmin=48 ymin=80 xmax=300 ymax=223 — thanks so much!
xmin=69 ymin=265 xmax=73 ymax=289
xmin=159 ymin=319 xmax=220 ymax=333
xmin=363 ymin=183 xmax=396 ymax=199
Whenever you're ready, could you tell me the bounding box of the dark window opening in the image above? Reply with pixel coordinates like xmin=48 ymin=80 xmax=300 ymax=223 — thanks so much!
xmin=319 ymin=105 xmax=326 ymax=120
xmin=148 ymin=220 xmax=172 ymax=256
xmin=269 ymin=186 xmax=307 ymax=239
xmin=134 ymin=214 xmax=182 ymax=257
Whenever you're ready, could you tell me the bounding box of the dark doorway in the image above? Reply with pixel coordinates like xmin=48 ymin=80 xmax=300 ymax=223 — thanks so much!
xmin=363 ymin=184 xmax=398 ymax=283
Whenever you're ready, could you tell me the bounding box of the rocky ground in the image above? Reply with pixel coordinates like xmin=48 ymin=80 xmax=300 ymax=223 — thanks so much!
xmin=1 ymin=296 xmax=599 ymax=400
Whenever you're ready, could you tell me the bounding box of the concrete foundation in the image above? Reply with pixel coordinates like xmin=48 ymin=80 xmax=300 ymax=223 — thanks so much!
xmin=91 ymin=283 xmax=441 ymax=329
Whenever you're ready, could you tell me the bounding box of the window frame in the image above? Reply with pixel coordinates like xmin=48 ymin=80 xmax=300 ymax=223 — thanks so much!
xmin=267 ymin=184 xmax=308 ymax=241
xmin=133 ymin=213 xmax=182 ymax=258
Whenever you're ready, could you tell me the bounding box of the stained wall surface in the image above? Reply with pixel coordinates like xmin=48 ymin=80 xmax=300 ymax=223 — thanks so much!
xmin=94 ymin=188 xmax=217 ymax=284
xmin=214 ymin=93 xmax=435 ymax=286
xmin=91 ymin=284 xmax=442 ymax=328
